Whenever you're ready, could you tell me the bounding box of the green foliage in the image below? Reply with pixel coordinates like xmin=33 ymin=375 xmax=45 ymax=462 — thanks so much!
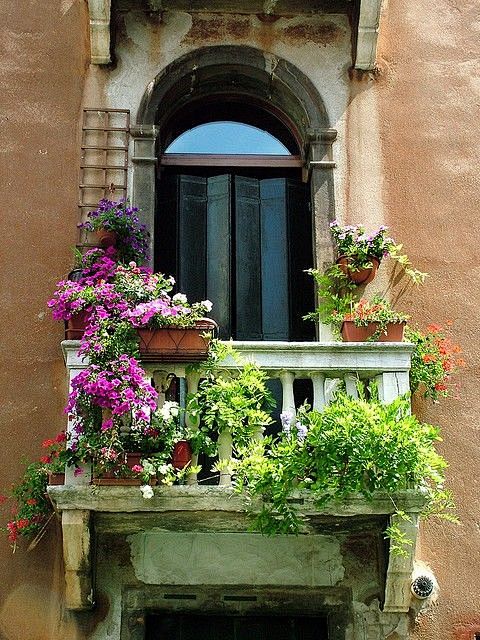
xmin=186 ymin=342 xmax=275 ymax=455
xmin=304 ymin=265 xmax=356 ymax=333
xmin=236 ymin=393 xmax=455 ymax=549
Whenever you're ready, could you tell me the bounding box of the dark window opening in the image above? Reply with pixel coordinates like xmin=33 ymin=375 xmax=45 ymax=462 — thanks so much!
xmin=145 ymin=612 xmax=329 ymax=640
xmin=155 ymin=166 xmax=314 ymax=342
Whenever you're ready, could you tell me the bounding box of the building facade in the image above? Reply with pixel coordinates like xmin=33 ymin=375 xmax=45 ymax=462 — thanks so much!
xmin=1 ymin=1 xmax=479 ymax=639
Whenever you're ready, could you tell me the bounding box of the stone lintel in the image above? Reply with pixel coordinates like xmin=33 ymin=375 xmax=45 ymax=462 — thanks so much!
xmin=49 ymin=485 xmax=426 ymax=517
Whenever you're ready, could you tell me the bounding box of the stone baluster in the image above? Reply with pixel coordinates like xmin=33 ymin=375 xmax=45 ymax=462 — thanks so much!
xmin=152 ymin=370 xmax=175 ymax=409
xmin=185 ymin=371 xmax=201 ymax=485
xmin=311 ymin=372 xmax=326 ymax=410
xmin=376 ymin=371 xmax=410 ymax=404
xmin=344 ymin=373 xmax=360 ymax=399
xmin=217 ymin=429 xmax=233 ymax=486
xmin=279 ymin=370 xmax=296 ymax=416
xmin=65 ymin=367 xmax=91 ymax=486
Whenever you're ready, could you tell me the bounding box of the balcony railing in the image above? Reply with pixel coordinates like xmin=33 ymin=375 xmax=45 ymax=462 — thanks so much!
xmin=50 ymin=338 xmax=418 ymax=613
xmin=61 ymin=339 xmax=413 ymax=485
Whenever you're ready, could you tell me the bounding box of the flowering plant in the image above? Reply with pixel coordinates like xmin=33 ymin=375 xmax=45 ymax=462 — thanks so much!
xmin=342 ymin=296 xmax=409 ymax=328
xmin=78 ymin=198 xmax=150 ymax=264
xmin=329 ymin=220 xmax=427 ymax=284
xmin=2 ymin=432 xmax=69 ymax=549
xmin=406 ymin=324 xmax=464 ymax=401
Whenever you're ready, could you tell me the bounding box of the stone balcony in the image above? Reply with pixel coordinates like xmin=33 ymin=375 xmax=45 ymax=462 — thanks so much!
xmin=48 ymin=339 xmax=421 ymax=620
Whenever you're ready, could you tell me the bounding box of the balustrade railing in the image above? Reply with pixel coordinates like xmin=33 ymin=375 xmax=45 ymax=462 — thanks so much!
xmin=61 ymin=340 xmax=413 ymax=486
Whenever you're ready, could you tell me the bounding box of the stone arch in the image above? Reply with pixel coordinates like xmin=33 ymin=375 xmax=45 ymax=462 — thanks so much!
xmin=132 ymin=46 xmax=337 ymax=316
xmin=137 ymin=45 xmax=331 ymax=155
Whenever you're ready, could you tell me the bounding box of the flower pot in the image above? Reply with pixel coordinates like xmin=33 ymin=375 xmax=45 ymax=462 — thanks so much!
xmin=48 ymin=472 xmax=65 ymax=485
xmin=137 ymin=318 xmax=217 ymax=362
xmin=91 ymin=452 xmax=158 ymax=486
xmin=94 ymin=229 xmax=118 ymax=248
xmin=65 ymin=310 xmax=89 ymax=340
xmin=172 ymin=440 xmax=192 ymax=470
xmin=341 ymin=321 xmax=406 ymax=342
xmin=336 ymin=256 xmax=380 ymax=285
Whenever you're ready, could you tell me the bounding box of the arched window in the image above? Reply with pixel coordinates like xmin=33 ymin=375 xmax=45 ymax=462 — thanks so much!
xmin=155 ymin=110 xmax=315 ymax=342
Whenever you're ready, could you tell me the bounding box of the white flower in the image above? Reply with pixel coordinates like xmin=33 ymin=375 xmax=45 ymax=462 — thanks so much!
xmin=201 ymin=299 xmax=213 ymax=312
xmin=172 ymin=293 xmax=188 ymax=304
xmin=140 ymin=484 xmax=154 ymax=500
xmin=160 ymin=400 xmax=179 ymax=421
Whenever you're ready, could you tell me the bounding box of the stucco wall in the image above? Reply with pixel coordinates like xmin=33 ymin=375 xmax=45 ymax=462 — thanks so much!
xmin=0 ymin=1 xmax=88 ymax=638
xmin=375 ymin=2 xmax=480 ymax=638
xmin=0 ymin=0 xmax=479 ymax=638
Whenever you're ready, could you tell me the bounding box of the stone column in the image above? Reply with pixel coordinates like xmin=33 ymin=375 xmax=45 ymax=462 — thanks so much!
xmin=307 ymin=128 xmax=337 ymax=342
xmin=131 ymin=124 xmax=159 ymax=269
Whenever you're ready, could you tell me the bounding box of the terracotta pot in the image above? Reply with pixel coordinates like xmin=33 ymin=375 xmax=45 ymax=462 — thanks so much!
xmin=137 ymin=318 xmax=218 ymax=362
xmin=94 ymin=229 xmax=118 ymax=248
xmin=172 ymin=440 xmax=192 ymax=470
xmin=341 ymin=321 xmax=406 ymax=342
xmin=336 ymin=256 xmax=380 ymax=285
xmin=65 ymin=310 xmax=89 ymax=340
xmin=48 ymin=472 xmax=65 ymax=485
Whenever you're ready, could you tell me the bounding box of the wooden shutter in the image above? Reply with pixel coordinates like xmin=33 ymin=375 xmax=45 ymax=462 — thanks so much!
xmin=235 ymin=177 xmax=262 ymax=340
xmin=260 ymin=178 xmax=289 ymax=341
xmin=207 ymin=175 xmax=232 ymax=339
xmin=177 ymin=175 xmax=207 ymax=302
xmin=287 ymin=179 xmax=315 ymax=341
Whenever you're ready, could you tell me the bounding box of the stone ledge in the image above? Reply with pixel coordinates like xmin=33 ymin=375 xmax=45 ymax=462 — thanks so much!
xmin=48 ymin=485 xmax=426 ymax=516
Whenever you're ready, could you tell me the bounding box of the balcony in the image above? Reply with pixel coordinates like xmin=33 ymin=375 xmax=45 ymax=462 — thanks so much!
xmin=48 ymin=338 xmax=422 ymax=618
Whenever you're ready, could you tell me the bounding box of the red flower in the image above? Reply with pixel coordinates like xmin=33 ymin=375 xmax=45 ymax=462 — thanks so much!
xmin=0 ymin=495 xmax=7 ymax=505
xmin=26 ymin=499 xmax=38 ymax=506
xmin=42 ymin=438 xmax=55 ymax=448
xmin=39 ymin=455 xmax=51 ymax=464
xmin=426 ymin=323 xmax=442 ymax=333
xmin=434 ymin=382 xmax=448 ymax=392
xmin=16 ymin=518 xmax=30 ymax=530
xmin=422 ymin=354 xmax=437 ymax=363
xmin=55 ymin=432 xmax=67 ymax=443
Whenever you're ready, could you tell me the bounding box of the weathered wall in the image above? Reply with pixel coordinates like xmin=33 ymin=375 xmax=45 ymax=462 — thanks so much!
xmin=0 ymin=1 xmax=88 ymax=638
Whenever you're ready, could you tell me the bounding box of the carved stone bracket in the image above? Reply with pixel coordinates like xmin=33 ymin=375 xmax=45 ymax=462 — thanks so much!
xmin=304 ymin=128 xmax=337 ymax=180
xmin=355 ymin=0 xmax=384 ymax=70
xmin=87 ymin=0 xmax=111 ymax=65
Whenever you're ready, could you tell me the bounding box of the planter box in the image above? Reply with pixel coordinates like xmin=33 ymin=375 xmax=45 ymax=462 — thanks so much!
xmin=91 ymin=452 xmax=153 ymax=486
xmin=341 ymin=321 xmax=406 ymax=342
xmin=137 ymin=319 xmax=217 ymax=362
xmin=336 ymin=256 xmax=380 ymax=285
xmin=48 ymin=472 xmax=65 ymax=486
xmin=65 ymin=310 xmax=89 ymax=340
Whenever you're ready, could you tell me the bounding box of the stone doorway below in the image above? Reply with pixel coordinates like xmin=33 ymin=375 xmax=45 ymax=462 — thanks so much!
xmin=145 ymin=612 xmax=329 ymax=640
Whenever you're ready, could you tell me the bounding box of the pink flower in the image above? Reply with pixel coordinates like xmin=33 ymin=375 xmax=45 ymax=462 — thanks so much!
xmin=131 ymin=465 xmax=144 ymax=473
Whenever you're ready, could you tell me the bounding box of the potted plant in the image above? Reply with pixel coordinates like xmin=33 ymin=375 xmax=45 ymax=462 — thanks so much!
xmin=406 ymin=323 xmax=464 ymax=401
xmin=78 ymin=198 xmax=150 ymax=264
xmin=329 ymin=220 xmax=427 ymax=285
xmin=340 ymin=296 xmax=409 ymax=342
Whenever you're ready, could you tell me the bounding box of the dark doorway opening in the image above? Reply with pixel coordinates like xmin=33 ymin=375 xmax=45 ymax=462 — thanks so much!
xmin=145 ymin=612 xmax=329 ymax=640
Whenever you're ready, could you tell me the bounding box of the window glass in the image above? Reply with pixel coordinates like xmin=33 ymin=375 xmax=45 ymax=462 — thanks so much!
xmin=165 ymin=121 xmax=291 ymax=155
